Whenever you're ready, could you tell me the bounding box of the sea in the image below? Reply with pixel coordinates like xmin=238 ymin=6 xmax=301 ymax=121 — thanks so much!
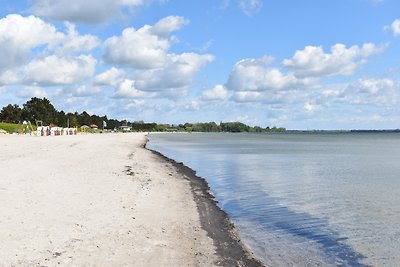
xmin=147 ymin=132 xmax=400 ymax=267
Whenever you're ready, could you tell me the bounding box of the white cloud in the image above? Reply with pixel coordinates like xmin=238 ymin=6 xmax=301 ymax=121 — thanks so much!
xmin=239 ymin=0 xmax=263 ymax=16
xmin=184 ymin=100 xmax=200 ymax=110
xmin=103 ymin=16 xmax=214 ymax=97
xmin=231 ymin=89 xmax=294 ymax=104
xmin=227 ymin=56 xmax=313 ymax=91
xmin=134 ymin=53 xmax=214 ymax=91
xmin=0 ymin=14 xmax=61 ymax=71
xmin=94 ymin=67 xmax=125 ymax=86
xmin=112 ymin=79 xmax=154 ymax=98
xmin=0 ymin=86 xmax=6 ymax=94
xmin=30 ymin=0 xmax=152 ymax=24
xmin=54 ymin=22 xmax=100 ymax=54
xmin=348 ymin=78 xmax=394 ymax=94
xmin=283 ymin=43 xmax=385 ymax=78
xmin=339 ymin=78 xmax=399 ymax=106
xmin=73 ymin=85 xmax=102 ymax=97
xmin=197 ymin=40 xmax=213 ymax=52
xmin=304 ymin=102 xmax=321 ymax=113
xmin=0 ymin=14 xmax=102 ymax=89
xmin=232 ymin=91 xmax=264 ymax=102
xmin=23 ymin=55 xmax=97 ymax=86
xmin=125 ymin=99 xmax=146 ymax=109
xmin=202 ymin=85 xmax=229 ymax=100
xmin=390 ymin=19 xmax=400 ymax=36
xmin=0 ymin=70 xmax=19 ymax=85
xmin=17 ymin=86 xmax=48 ymax=98
xmin=104 ymin=16 xmax=191 ymax=69
xmin=104 ymin=25 xmax=170 ymax=69
xmin=151 ymin=16 xmax=190 ymax=37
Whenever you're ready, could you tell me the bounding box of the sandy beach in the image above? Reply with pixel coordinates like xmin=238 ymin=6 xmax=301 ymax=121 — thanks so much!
xmin=0 ymin=133 xmax=262 ymax=266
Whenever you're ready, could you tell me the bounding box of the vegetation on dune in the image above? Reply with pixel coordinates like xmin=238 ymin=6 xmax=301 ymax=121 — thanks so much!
xmin=0 ymin=97 xmax=286 ymax=133
xmin=0 ymin=122 xmax=36 ymax=134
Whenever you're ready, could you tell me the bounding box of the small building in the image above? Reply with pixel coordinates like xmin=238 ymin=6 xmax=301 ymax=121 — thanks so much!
xmin=90 ymin=124 xmax=98 ymax=129
xmin=119 ymin=125 xmax=131 ymax=131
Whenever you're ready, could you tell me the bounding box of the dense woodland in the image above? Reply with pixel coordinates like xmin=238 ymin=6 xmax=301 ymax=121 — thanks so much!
xmin=0 ymin=97 xmax=286 ymax=133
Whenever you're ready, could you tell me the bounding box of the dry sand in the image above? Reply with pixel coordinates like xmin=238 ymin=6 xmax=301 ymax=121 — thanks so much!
xmin=0 ymin=133 xmax=262 ymax=267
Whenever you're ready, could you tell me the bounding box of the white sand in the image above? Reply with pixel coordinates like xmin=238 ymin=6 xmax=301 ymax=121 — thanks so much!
xmin=0 ymin=133 xmax=219 ymax=266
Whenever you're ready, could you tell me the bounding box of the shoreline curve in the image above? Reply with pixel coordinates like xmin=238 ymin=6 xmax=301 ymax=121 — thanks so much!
xmin=145 ymin=136 xmax=264 ymax=267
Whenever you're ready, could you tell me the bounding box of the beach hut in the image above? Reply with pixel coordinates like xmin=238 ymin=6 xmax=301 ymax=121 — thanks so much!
xmin=80 ymin=125 xmax=90 ymax=133
xmin=90 ymin=124 xmax=98 ymax=129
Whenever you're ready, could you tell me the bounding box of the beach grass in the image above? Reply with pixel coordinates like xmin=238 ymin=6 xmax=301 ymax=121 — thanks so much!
xmin=0 ymin=122 xmax=36 ymax=134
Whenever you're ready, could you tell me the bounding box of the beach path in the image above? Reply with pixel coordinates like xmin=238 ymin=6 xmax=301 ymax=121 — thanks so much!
xmin=0 ymin=133 xmax=219 ymax=266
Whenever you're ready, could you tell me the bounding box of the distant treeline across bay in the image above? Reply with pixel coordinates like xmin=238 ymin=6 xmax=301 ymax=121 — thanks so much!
xmin=0 ymin=97 xmax=286 ymax=133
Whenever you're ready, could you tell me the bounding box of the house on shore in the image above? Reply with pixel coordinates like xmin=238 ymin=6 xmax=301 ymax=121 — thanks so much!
xmin=119 ymin=125 xmax=131 ymax=131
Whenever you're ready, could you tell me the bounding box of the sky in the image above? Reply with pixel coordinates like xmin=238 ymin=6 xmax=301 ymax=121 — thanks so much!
xmin=0 ymin=0 xmax=400 ymax=129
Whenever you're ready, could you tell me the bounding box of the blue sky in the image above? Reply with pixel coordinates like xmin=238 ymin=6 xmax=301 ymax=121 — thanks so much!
xmin=0 ymin=0 xmax=400 ymax=129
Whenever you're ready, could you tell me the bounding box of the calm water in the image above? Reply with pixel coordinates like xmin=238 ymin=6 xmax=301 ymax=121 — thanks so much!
xmin=147 ymin=132 xmax=400 ymax=267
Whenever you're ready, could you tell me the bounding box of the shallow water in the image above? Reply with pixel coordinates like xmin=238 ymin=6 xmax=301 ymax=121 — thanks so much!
xmin=147 ymin=132 xmax=400 ymax=266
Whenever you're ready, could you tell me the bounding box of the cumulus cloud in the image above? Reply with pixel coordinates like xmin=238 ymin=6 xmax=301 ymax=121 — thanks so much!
xmin=30 ymin=0 xmax=152 ymax=24
xmin=94 ymin=67 xmax=125 ymax=86
xmin=134 ymin=53 xmax=214 ymax=91
xmin=104 ymin=26 xmax=169 ymax=69
xmin=202 ymin=85 xmax=229 ymax=100
xmin=112 ymin=79 xmax=154 ymax=98
xmin=283 ymin=43 xmax=385 ymax=78
xmin=104 ymin=16 xmax=189 ymax=69
xmin=23 ymin=55 xmax=97 ymax=86
xmin=103 ymin=18 xmax=215 ymax=97
xmin=231 ymin=89 xmax=295 ymax=104
xmin=0 ymin=70 xmax=19 ymax=85
xmin=389 ymin=19 xmax=400 ymax=36
xmin=17 ymin=86 xmax=48 ymax=98
xmin=54 ymin=22 xmax=100 ymax=54
xmin=0 ymin=14 xmax=61 ymax=71
xmin=232 ymin=91 xmax=264 ymax=102
xmin=73 ymin=85 xmax=102 ymax=97
xmin=125 ymin=99 xmax=146 ymax=109
xmin=151 ymin=16 xmax=190 ymax=37
xmin=227 ymin=56 xmax=313 ymax=92
xmin=0 ymin=14 xmax=102 ymax=90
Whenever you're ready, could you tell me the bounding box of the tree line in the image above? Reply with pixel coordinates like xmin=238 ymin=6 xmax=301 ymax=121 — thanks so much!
xmin=0 ymin=97 xmax=286 ymax=133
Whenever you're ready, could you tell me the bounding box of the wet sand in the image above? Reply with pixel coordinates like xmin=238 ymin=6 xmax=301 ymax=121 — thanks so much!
xmin=0 ymin=133 xmax=263 ymax=266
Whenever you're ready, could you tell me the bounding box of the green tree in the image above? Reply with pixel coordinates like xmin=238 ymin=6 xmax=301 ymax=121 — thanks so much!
xmin=220 ymin=122 xmax=250 ymax=132
xmin=55 ymin=110 xmax=67 ymax=127
xmin=66 ymin=113 xmax=79 ymax=127
xmin=0 ymin=104 xmax=23 ymax=123
xmin=107 ymin=119 xmax=122 ymax=130
xmin=22 ymin=97 xmax=57 ymax=125
xmin=78 ymin=111 xmax=92 ymax=126
xmin=192 ymin=122 xmax=220 ymax=132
